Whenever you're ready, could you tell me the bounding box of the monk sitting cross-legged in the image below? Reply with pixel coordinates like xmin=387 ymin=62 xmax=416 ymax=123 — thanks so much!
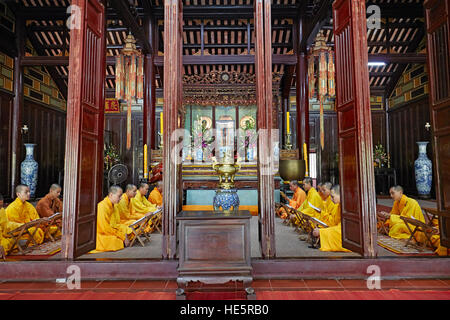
xmin=290 ymin=177 xmax=324 ymax=225
xmin=277 ymin=180 xmax=306 ymax=221
xmin=318 ymin=182 xmax=339 ymax=227
xmin=312 ymin=184 xmax=351 ymax=252
xmin=148 ymin=181 xmax=163 ymax=207
xmin=6 ymin=185 xmax=45 ymax=245
xmin=0 ymin=194 xmax=23 ymax=255
xmin=116 ymin=184 xmax=144 ymax=225
xmin=131 ymin=183 xmax=159 ymax=217
xmin=379 ymin=185 xmax=426 ymax=243
xmin=90 ymin=186 xmax=130 ymax=253
xmin=36 ymin=184 xmax=63 ymax=218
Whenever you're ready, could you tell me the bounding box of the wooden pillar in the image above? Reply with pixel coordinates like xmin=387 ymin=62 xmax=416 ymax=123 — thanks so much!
xmin=143 ymin=17 xmax=156 ymax=152
xmin=254 ymin=0 xmax=276 ymax=258
xmin=162 ymin=0 xmax=183 ymax=259
xmin=61 ymin=0 xmax=106 ymax=259
xmin=295 ymin=17 xmax=310 ymax=160
xmin=333 ymin=0 xmax=377 ymax=257
xmin=424 ymin=0 xmax=450 ymax=247
xmin=11 ymin=14 xmax=25 ymax=199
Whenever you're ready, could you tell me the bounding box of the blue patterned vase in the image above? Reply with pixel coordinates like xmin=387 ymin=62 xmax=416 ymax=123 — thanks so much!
xmin=21 ymin=143 xmax=38 ymax=198
xmin=213 ymin=189 xmax=240 ymax=212
xmin=414 ymin=141 xmax=432 ymax=198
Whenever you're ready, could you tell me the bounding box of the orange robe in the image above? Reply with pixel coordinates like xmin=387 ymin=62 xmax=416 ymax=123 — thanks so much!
xmin=279 ymin=187 xmax=306 ymax=219
xmin=319 ymin=204 xmax=351 ymax=252
xmin=148 ymin=188 xmax=163 ymax=207
xmin=36 ymin=194 xmax=63 ymax=218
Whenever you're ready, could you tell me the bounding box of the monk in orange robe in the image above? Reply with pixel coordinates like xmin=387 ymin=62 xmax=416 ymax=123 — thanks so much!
xmin=278 ymin=180 xmax=306 ymax=220
xmin=148 ymin=181 xmax=163 ymax=207
xmin=36 ymin=184 xmax=63 ymax=218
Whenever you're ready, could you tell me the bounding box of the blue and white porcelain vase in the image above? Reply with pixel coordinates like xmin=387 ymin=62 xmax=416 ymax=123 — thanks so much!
xmin=414 ymin=141 xmax=432 ymax=198
xmin=213 ymin=188 xmax=240 ymax=212
xmin=21 ymin=143 xmax=38 ymax=198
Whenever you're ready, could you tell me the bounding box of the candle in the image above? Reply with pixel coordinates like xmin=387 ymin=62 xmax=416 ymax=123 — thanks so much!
xmin=160 ymin=112 xmax=163 ymax=135
xmin=303 ymin=143 xmax=309 ymax=175
xmin=286 ymin=111 xmax=290 ymax=134
xmin=144 ymin=144 xmax=148 ymax=179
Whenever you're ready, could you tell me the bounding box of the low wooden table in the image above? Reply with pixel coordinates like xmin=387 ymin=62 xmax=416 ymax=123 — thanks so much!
xmin=176 ymin=210 xmax=255 ymax=300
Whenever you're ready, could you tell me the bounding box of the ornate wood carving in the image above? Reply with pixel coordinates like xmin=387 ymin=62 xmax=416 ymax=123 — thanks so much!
xmin=333 ymin=0 xmax=377 ymax=257
xmin=61 ymin=0 xmax=106 ymax=259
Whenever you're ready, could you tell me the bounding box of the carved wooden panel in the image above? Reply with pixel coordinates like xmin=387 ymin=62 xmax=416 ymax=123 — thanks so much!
xmin=333 ymin=0 xmax=377 ymax=257
xmin=62 ymin=0 xmax=106 ymax=259
xmin=425 ymin=0 xmax=450 ymax=247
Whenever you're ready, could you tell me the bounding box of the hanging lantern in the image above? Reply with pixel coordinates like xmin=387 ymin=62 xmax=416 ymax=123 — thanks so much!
xmin=308 ymin=31 xmax=336 ymax=151
xmin=115 ymin=33 xmax=144 ymax=150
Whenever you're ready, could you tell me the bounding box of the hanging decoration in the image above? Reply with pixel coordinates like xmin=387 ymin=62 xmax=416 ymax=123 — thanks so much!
xmin=115 ymin=33 xmax=144 ymax=149
xmin=308 ymin=31 xmax=336 ymax=150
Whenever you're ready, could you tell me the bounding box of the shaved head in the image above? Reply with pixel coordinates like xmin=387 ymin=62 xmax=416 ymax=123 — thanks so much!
xmin=126 ymin=184 xmax=136 ymax=192
xmin=15 ymin=184 xmax=28 ymax=194
xmin=50 ymin=184 xmax=61 ymax=191
xmin=390 ymin=185 xmax=404 ymax=193
xmin=15 ymin=185 xmax=30 ymax=202
xmin=322 ymin=182 xmax=332 ymax=191
xmin=109 ymin=185 xmax=123 ymax=195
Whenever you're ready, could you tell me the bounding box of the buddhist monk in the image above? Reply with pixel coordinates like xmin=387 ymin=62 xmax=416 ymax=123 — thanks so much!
xmin=0 ymin=194 xmax=23 ymax=255
xmin=312 ymin=185 xmax=351 ymax=252
xmin=277 ymin=180 xmax=306 ymax=220
xmin=131 ymin=183 xmax=158 ymax=216
xmin=148 ymin=181 xmax=163 ymax=207
xmin=294 ymin=177 xmax=324 ymax=220
xmin=115 ymin=184 xmax=143 ymax=225
xmin=379 ymin=185 xmax=426 ymax=242
xmin=36 ymin=184 xmax=63 ymax=218
xmin=5 ymin=185 xmax=45 ymax=245
xmin=90 ymin=186 xmax=130 ymax=253
xmin=318 ymin=182 xmax=338 ymax=226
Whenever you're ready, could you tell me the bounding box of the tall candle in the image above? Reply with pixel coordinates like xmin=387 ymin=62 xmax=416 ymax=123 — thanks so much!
xmin=303 ymin=143 xmax=308 ymax=175
xmin=286 ymin=111 xmax=290 ymax=134
xmin=144 ymin=144 xmax=148 ymax=179
xmin=160 ymin=112 xmax=163 ymax=135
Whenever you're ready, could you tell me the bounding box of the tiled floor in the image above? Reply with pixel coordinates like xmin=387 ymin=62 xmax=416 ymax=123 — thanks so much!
xmin=0 ymin=278 xmax=449 ymax=293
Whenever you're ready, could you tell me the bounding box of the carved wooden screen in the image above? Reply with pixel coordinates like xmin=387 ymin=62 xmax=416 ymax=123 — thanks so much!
xmin=333 ymin=0 xmax=377 ymax=256
xmin=425 ymin=0 xmax=450 ymax=247
xmin=62 ymin=0 xmax=106 ymax=259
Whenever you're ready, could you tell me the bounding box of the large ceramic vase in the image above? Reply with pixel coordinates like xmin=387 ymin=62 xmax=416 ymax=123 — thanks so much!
xmin=21 ymin=143 xmax=38 ymax=198
xmin=414 ymin=141 xmax=432 ymax=198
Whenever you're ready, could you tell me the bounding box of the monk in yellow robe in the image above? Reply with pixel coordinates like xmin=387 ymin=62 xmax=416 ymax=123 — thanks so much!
xmin=90 ymin=186 xmax=130 ymax=253
xmin=116 ymin=184 xmax=143 ymax=225
xmin=0 ymin=194 xmax=23 ymax=255
xmin=6 ymin=185 xmax=45 ymax=245
xmin=313 ymin=184 xmax=351 ymax=252
xmin=131 ymin=183 xmax=158 ymax=216
xmin=379 ymin=185 xmax=426 ymax=242
xmin=318 ymin=182 xmax=338 ymax=227
xmin=277 ymin=180 xmax=306 ymax=220
xmin=295 ymin=177 xmax=324 ymax=220
xmin=148 ymin=181 xmax=163 ymax=207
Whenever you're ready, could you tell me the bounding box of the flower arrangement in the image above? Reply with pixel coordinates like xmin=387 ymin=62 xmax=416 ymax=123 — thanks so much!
xmin=104 ymin=144 xmax=121 ymax=170
xmin=373 ymin=143 xmax=388 ymax=167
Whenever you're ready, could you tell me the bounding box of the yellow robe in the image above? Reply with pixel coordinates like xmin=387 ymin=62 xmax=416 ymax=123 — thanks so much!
xmin=429 ymin=217 xmax=449 ymax=256
xmin=90 ymin=197 xmax=126 ymax=253
xmin=116 ymin=193 xmax=144 ymax=225
xmin=387 ymin=195 xmax=425 ymax=241
xmin=279 ymin=187 xmax=306 ymax=219
xmin=0 ymin=208 xmax=22 ymax=255
xmin=319 ymin=204 xmax=351 ymax=252
xmin=131 ymin=192 xmax=157 ymax=216
xmin=5 ymin=198 xmax=44 ymax=245
xmin=319 ymin=196 xmax=339 ymax=227
xmin=148 ymin=188 xmax=163 ymax=207
xmin=298 ymin=187 xmax=324 ymax=219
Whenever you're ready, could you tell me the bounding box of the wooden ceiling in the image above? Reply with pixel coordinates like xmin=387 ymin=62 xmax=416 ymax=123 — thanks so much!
xmin=10 ymin=0 xmax=426 ymax=100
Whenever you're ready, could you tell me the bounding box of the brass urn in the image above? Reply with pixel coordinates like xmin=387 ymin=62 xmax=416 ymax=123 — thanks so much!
xmin=212 ymin=156 xmax=241 ymax=190
xmin=278 ymin=159 xmax=306 ymax=182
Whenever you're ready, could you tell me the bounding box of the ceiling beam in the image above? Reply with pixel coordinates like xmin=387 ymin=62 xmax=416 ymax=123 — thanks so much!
xmin=368 ymin=53 xmax=427 ymax=64
xmin=301 ymin=0 xmax=332 ymax=50
xmin=108 ymin=0 xmax=152 ymax=54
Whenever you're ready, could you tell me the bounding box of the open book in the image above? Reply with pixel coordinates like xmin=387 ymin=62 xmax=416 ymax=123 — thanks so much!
xmin=307 ymin=216 xmax=328 ymax=228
